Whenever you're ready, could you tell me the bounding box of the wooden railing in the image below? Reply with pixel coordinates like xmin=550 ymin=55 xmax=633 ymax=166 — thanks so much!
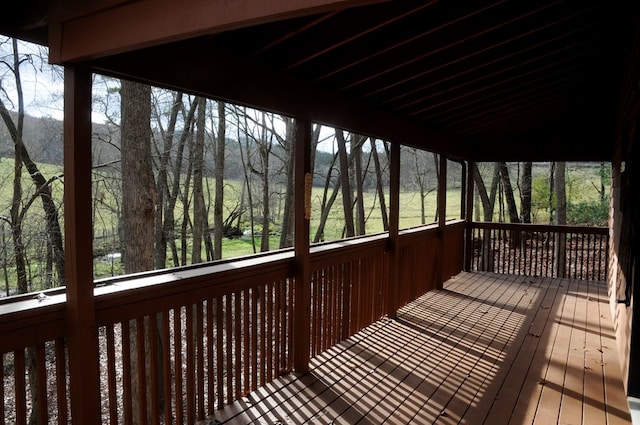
xmin=0 ymin=290 xmax=69 ymax=424
xmin=396 ymin=220 xmax=465 ymax=307
xmin=309 ymin=235 xmax=389 ymax=357
xmin=469 ymin=222 xmax=609 ymax=281
xmin=0 ymin=221 xmax=465 ymax=423
xmin=93 ymin=252 xmax=295 ymax=424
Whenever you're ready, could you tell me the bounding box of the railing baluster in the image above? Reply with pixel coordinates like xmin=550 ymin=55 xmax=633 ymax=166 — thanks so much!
xmin=266 ymin=284 xmax=274 ymax=384
xmin=216 ymin=296 xmax=224 ymax=407
xmin=106 ymin=325 xmax=118 ymax=424
xmin=259 ymin=285 xmax=266 ymax=388
xmin=329 ymin=265 xmax=335 ymax=349
xmin=1 ymin=353 xmax=4 ymax=424
xmin=274 ymin=281 xmax=282 ymax=376
xmin=122 ymin=320 xmax=132 ymax=425
xmin=55 ymin=338 xmax=68 ymax=425
xmin=311 ymin=271 xmax=319 ymax=356
xmin=195 ymin=302 xmax=204 ymax=419
xmin=287 ymin=278 xmax=294 ymax=372
xmin=235 ymin=291 xmax=242 ymax=400
xmin=243 ymin=291 xmax=250 ymax=393
xmin=35 ymin=343 xmax=48 ymax=424
xmin=173 ymin=308 xmax=183 ymax=425
xmin=335 ymin=265 xmax=342 ymax=345
xmin=149 ymin=315 xmax=160 ymax=425
xmin=136 ymin=317 xmax=148 ymax=425
xmin=250 ymin=289 xmax=257 ymax=392
xmin=323 ymin=269 xmax=330 ymax=352
xmin=206 ymin=300 xmax=214 ymax=414
xmin=14 ymin=349 xmax=26 ymax=424
xmin=185 ymin=307 xmax=194 ymax=424
xmin=581 ymin=233 xmax=586 ymax=280
xmin=162 ymin=311 xmax=172 ymax=424
xmin=226 ymin=293 xmax=234 ymax=405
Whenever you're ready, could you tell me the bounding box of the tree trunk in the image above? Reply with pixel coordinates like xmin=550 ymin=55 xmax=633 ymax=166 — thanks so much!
xmin=121 ymin=79 xmax=157 ymax=423
xmin=192 ymin=97 xmax=206 ymax=264
xmin=370 ymin=138 xmax=389 ymax=231
xmin=433 ymin=153 xmax=440 ymax=222
xmin=169 ymin=99 xmax=197 ymax=267
xmin=122 ymin=81 xmax=156 ymax=273
xmin=237 ymin=115 xmax=257 ymax=254
xmin=213 ymin=101 xmax=226 ymax=259
xmin=548 ymin=162 xmax=556 ymax=224
xmin=6 ymin=98 xmax=28 ymax=295
xmin=554 ymin=161 xmax=567 ymax=277
xmin=313 ymin=152 xmax=340 ymax=243
xmin=599 ymin=161 xmax=607 ymax=203
xmin=353 ymin=135 xmax=366 ymax=235
xmin=497 ymin=162 xmax=520 ymax=224
xmin=279 ymin=117 xmax=296 ymax=248
xmin=520 ymin=162 xmax=532 ymax=223
xmin=472 ymin=163 xmax=501 ymax=272
xmin=154 ymin=91 xmax=183 ymax=269
xmin=0 ymin=54 xmax=65 ymax=287
xmin=335 ymin=129 xmax=355 ymax=237
xmin=259 ymin=113 xmax=271 ymax=252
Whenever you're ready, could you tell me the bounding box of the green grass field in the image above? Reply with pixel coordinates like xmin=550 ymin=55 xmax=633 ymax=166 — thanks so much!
xmin=0 ymin=158 xmax=610 ymax=288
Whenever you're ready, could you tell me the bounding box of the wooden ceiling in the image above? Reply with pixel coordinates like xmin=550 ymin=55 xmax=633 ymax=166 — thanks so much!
xmin=2 ymin=0 xmax=639 ymax=161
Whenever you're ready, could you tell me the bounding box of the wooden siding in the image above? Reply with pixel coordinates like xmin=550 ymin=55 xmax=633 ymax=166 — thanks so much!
xmin=205 ymin=272 xmax=631 ymax=425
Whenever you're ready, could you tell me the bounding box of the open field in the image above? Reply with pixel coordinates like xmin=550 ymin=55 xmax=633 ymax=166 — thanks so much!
xmin=0 ymin=158 xmax=609 ymax=290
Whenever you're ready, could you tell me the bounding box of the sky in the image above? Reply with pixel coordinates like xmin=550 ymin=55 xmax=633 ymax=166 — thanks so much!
xmin=0 ymin=37 xmax=377 ymax=154
xmin=0 ymin=37 xmax=112 ymax=123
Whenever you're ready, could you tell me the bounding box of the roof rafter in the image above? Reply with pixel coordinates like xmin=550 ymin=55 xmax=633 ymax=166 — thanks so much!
xmin=88 ymin=39 xmax=468 ymax=157
xmin=50 ymin=0 xmax=390 ymax=62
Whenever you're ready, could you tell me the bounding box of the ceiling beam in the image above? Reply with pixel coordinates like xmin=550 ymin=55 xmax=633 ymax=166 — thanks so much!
xmin=50 ymin=0 xmax=389 ymax=63
xmin=88 ymin=39 xmax=467 ymax=156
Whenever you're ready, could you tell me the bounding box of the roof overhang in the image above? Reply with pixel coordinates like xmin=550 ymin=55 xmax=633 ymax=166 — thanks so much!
xmin=3 ymin=0 xmax=640 ymax=162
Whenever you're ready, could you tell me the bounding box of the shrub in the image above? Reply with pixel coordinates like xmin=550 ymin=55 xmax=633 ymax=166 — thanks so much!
xmin=567 ymin=199 xmax=609 ymax=226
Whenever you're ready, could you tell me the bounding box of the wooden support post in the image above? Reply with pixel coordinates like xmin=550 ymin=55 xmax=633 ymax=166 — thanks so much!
xmin=437 ymin=154 xmax=447 ymax=289
xmin=465 ymin=161 xmax=475 ymax=271
xmin=293 ymin=117 xmax=311 ymax=373
xmin=64 ymin=65 xmax=101 ymax=423
xmin=386 ymin=141 xmax=400 ymax=318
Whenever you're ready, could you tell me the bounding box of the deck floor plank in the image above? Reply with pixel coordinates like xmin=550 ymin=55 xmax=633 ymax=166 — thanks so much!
xmin=201 ymin=272 xmax=632 ymax=425
xmin=557 ymin=278 xmax=586 ymax=425
xmin=534 ymin=278 xmax=578 ymax=425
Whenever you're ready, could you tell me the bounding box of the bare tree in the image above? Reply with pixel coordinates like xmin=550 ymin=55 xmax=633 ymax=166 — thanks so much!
xmin=213 ymin=101 xmax=226 ymax=259
xmin=473 ymin=163 xmax=500 ymax=222
xmin=554 ymin=161 xmax=567 ymax=277
xmin=120 ymin=79 xmax=157 ymax=423
xmin=370 ymin=138 xmax=388 ymax=231
xmin=0 ymin=38 xmax=65 ymax=292
xmin=153 ymin=91 xmax=183 ymax=269
xmin=497 ymin=162 xmax=520 ymax=224
xmin=353 ymin=134 xmax=366 ymax=235
xmin=335 ymin=129 xmax=355 ymax=238
xmin=519 ymin=162 xmax=532 ymax=223
xmin=314 ymin=151 xmax=340 ymax=243
xmin=277 ymin=117 xmax=297 ymax=248
xmin=472 ymin=163 xmax=500 ymax=271
xmin=192 ymin=97 xmax=207 ymax=263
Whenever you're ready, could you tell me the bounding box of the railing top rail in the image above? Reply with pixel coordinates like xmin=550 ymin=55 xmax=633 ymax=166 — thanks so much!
xmin=471 ymin=221 xmax=609 ymax=235
xmin=310 ymin=232 xmax=388 ymax=254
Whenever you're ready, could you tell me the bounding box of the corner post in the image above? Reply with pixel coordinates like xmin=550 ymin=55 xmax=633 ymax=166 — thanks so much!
xmin=387 ymin=141 xmax=400 ymax=318
xmin=465 ymin=161 xmax=475 ymax=271
xmin=293 ymin=117 xmax=312 ymax=373
xmin=64 ymin=65 xmax=101 ymax=423
xmin=437 ymin=154 xmax=447 ymax=289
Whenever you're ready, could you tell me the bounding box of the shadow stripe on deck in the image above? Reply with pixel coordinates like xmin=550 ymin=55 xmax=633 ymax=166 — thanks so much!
xmin=201 ymin=272 xmax=631 ymax=425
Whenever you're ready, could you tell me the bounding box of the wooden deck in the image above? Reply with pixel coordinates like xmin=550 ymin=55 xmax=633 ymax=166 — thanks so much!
xmin=202 ymin=272 xmax=632 ymax=425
